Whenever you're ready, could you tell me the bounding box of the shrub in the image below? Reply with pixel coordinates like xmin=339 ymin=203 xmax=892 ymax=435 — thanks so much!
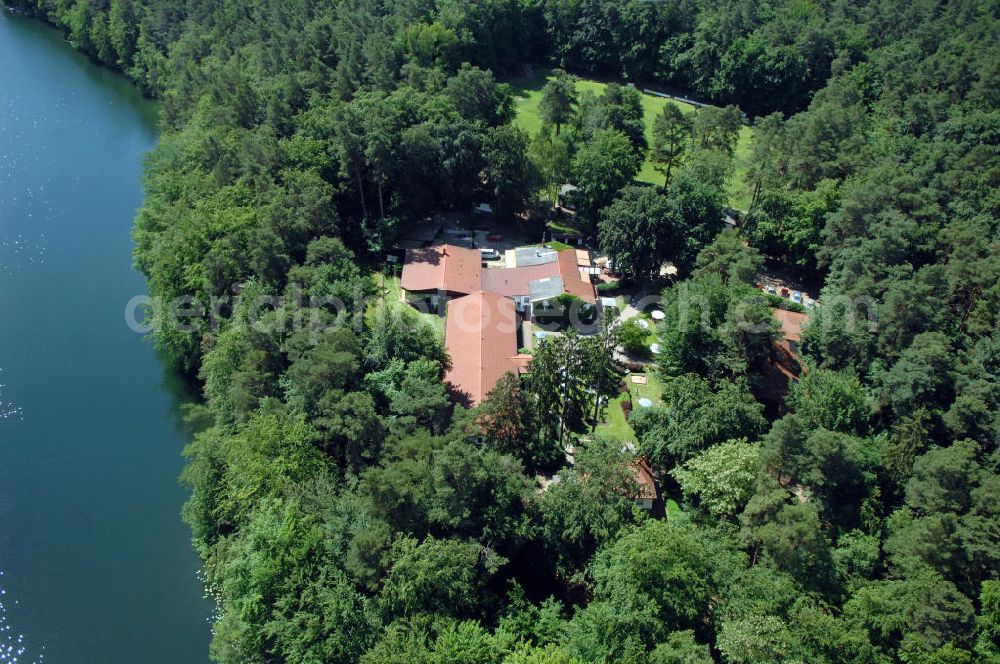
xmin=619 ymin=318 xmax=651 ymax=355
xmin=765 ymin=293 xmax=806 ymax=313
xmin=596 ymin=280 xmax=621 ymax=294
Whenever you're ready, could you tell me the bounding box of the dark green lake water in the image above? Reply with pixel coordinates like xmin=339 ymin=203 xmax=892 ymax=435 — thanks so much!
xmin=0 ymin=12 xmax=212 ymax=663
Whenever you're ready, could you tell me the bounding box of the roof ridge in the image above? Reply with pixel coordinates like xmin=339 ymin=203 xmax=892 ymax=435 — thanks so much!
xmin=478 ymin=291 xmax=488 ymax=395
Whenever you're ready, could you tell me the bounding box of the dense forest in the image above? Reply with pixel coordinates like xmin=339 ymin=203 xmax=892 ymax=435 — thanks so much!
xmin=12 ymin=0 xmax=1000 ymax=661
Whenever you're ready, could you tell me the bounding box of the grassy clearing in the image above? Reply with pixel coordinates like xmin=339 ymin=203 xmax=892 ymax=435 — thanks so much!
xmin=597 ymin=393 xmax=638 ymax=444
xmin=368 ymin=274 xmax=446 ymax=339
xmin=594 ymin=370 xmax=664 ymax=443
xmin=666 ymin=499 xmax=687 ymax=523
xmin=629 ymin=370 xmax=664 ymax=404
xmin=510 ymin=67 xmax=754 ymax=210
xmin=729 ymin=125 xmax=754 ymax=211
xmin=546 ymin=214 xmax=588 ymax=236
xmin=510 ymin=68 xmax=612 ymax=136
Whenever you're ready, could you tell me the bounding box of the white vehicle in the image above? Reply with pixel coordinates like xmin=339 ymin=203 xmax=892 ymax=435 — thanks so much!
xmin=792 ymin=290 xmax=803 ymax=304
xmin=765 ymin=285 xmax=777 ymax=295
xmin=479 ymin=248 xmax=501 ymax=260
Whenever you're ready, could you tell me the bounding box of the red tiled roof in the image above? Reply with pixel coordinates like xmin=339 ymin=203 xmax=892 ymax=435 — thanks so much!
xmin=401 ymin=245 xmax=482 ymax=294
xmin=401 ymin=245 xmax=594 ymax=304
xmin=481 ymin=262 xmax=560 ymax=298
xmin=758 ymin=310 xmax=809 ymax=412
xmin=556 ymin=249 xmax=597 ymax=303
xmin=758 ymin=340 xmax=804 ymax=413
xmin=509 ymin=354 xmax=533 ymax=372
xmin=772 ymin=308 xmax=807 ymax=343
xmin=773 ymin=342 xmax=802 ymax=380
xmin=630 ymin=457 xmax=658 ymax=501
xmin=444 ymin=292 xmax=520 ymax=406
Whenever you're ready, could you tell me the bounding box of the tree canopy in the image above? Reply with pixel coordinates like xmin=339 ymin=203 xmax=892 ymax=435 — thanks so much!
xmin=33 ymin=0 xmax=1000 ymax=660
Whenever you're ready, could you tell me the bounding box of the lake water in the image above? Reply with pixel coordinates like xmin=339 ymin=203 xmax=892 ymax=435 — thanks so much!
xmin=0 ymin=12 xmax=212 ymax=663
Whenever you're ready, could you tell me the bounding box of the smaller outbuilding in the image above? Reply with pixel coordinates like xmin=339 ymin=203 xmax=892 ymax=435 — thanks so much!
xmin=629 ymin=457 xmax=659 ymax=511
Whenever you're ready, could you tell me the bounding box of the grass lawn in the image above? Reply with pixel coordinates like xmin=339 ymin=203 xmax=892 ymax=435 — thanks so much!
xmin=368 ymin=274 xmax=445 ymax=339
xmin=630 ymin=369 xmax=664 ymax=404
xmin=510 ymin=67 xmax=754 ymax=210
xmin=547 ymin=214 xmax=588 ymax=236
xmin=510 ymin=68 xmax=613 ymax=136
xmin=666 ymin=499 xmax=687 ymax=523
xmin=729 ymin=125 xmax=755 ymax=211
xmin=594 ymin=370 xmax=664 ymax=444
xmin=597 ymin=393 xmax=638 ymax=444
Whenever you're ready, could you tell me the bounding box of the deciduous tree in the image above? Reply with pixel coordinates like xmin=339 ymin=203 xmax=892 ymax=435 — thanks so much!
xmin=571 ymin=129 xmax=642 ymax=222
xmin=672 ymin=438 xmax=761 ymax=519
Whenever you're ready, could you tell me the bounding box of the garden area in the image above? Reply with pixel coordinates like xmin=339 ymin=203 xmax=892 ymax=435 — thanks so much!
xmin=595 ymin=370 xmax=664 ymax=444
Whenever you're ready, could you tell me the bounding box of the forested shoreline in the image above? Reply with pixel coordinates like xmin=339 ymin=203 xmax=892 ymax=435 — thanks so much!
xmin=11 ymin=0 xmax=1000 ymax=662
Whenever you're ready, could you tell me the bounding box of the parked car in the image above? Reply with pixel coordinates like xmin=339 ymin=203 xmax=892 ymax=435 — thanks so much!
xmin=765 ymin=285 xmax=777 ymax=295
xmin=479 ymin=248 xmax=501 ymax=261
xmin=792 ymin=290 xmax=803 ymax=304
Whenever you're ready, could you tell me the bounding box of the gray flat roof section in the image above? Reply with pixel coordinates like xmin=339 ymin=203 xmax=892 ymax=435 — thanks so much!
xmin=529 ymin=276 xmax=565 ymax=302
xmin=515 ymin=247 xmax=558 ymax=267
xmin=398 ymin=220 xmax=443 ymax=243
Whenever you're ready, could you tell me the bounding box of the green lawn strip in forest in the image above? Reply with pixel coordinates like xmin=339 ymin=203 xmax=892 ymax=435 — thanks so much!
xmin=666 ymin=499 xmax=687 ymax=523
xmin=511 ymin=67 xmax=754 ymax=209
xmin=729 ymin=125 xmax=755 ymax=212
